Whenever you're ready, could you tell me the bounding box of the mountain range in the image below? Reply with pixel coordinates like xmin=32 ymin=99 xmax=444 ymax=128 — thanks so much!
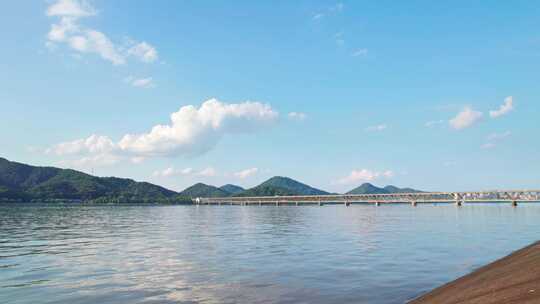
xmin=0 ymin=157 xmax=423 ymax=203
xmin=0 ymin=157 xmax=186 ymax=203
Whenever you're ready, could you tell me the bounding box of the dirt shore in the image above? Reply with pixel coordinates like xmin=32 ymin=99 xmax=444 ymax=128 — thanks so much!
xmin=410 ymin=241 xmax=540 ymax=304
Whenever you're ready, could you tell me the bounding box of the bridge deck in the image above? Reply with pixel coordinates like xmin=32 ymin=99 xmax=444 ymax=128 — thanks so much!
xmin=195 ymin=190 xmax=540 ymax=206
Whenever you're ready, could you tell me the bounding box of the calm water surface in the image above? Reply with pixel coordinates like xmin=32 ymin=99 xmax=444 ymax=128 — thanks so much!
xmin=1 ymin=203 xmax=539 ymax=304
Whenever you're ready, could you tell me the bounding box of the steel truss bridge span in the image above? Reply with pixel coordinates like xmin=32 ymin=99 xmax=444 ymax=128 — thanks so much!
xmin=195 ymin=190 xmax=540 ymax=206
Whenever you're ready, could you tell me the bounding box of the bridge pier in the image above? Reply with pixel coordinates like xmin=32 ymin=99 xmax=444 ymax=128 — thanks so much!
xmin=295 ymin=202 xmax=299 ymax=206
xmin=411 ymin=201 xmax=417 ymax=207
xmin=375 ymin=201 xmax=380 ymax=206
xmin=455 ymin=200 xmax=463 ymax=206
xmin=345 ymin=201 xmax=350 ymax=206
xmin=512 ymin=200 xmax=518 ymax=207
xmin=318 ymin=201 xmax=323 ymax=206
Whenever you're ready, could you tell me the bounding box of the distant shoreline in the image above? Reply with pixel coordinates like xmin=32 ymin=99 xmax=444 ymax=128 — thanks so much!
xmin=410 ymin=240 xmax=540 ymax=303
xmin=0 ymin=199 xmax=193 ymax=205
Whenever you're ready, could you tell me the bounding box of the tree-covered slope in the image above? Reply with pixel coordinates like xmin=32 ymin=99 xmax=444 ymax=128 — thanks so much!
xmin=180 ymin=183 xmax=230 ymax=198
xmin=219 ymin=184 xmax=244 ymax=195
xmin=383 ymin=185 xmax=423 ymax=193
xmin=0 ymin=157 xmax=183 ymax=202
xmin=255 ymin=176 xmax=329 ymax=195
xmin=347 ymin=183 xmax=423 ymax=195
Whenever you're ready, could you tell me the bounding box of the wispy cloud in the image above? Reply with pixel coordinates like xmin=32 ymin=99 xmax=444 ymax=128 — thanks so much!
xmin=45 ymin=0 xmax=158 ymax=65
xmin=481 ymin=131 xmax=511 ymax=149
xmin=124 ymin=76 xmax=155 ymax=89
xmin=152 ymin=167 xmax=215 ymax=178
xmin=425 ymin=120 xmax=444 ymax=128
xmin=127 ymin=42 xmax=158 ymax=63
xmin=489 ymin=96 xmax=514 ymax=118
xmin=352 ymin=48 xmax=368 ymax=57
xmin=335 ymin=169 xmax=394 ymax=185
xmin=288 ymin=112 xmax=307 ymax=121
xmin=312 ymin=13 xmax=324 ymax=20
xmin=234 ymin=168 xmax=258 ymax=179
xmin=480 ymin=142 xmax=496 ymax=149
xmin=449 ymin=106 xmax=483 ymax=130
xmin=365 ymin=124 xmax=388 ymax=132
xmin=312 ymin=2 xmax=344 ymax=21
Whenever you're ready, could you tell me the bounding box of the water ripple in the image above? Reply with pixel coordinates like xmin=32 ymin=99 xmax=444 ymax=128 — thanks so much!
xmin=0 ymin=204 xmax=539 ymax=303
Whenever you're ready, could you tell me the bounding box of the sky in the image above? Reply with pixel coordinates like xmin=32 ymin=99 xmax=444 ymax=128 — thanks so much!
xmin=1 ymin=0 xmax=539 ymax=193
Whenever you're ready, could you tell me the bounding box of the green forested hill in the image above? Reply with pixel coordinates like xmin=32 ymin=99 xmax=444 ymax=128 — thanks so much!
xmin=346 ymin=183 xmax=423 ymax=194
xmin=180 ymin=183 xmax=231 ymax=198
xmin=252 ymin=176 xmax=329 ymax=195
xmin=0 ymin=157 xmax=187 ymax=203
xmin=219 ymin=184 xmax=244 ymax=195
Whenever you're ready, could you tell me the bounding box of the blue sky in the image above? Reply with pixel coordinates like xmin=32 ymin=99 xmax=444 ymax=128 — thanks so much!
xmin=1 ymin=0 xmax=539 ymax=193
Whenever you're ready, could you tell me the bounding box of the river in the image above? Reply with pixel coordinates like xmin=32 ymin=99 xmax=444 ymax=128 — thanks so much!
xmin=1 ymin=203 xmax=539 ymax=303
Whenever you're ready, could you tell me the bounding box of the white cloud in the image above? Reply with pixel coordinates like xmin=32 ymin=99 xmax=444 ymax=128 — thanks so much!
xmin=48 ymin=99 xmax=277 ymax=160
xmin=153 ymin=167 xmax=176 ymax=177
xmin=45 ymin=0 xmax=157 ymax=66
xmin=46 ymin=134 xmax=118 ymax=169
xmin=335 ymin=169 xmax=394 ymax=185
xmin=127 ymin=42 xmax=158 ymax=63
xmin=47 ymin=17 xmax=79 ymax=42
xmin=47 ymin=99 xmax=278 ymax=170
xmin=352 ymin=48 xmax=368 ymax=57
xmin=152 ymin=166 xmax=219 ymax=178
xmin=69 ymin=29 xmax=126 ymax=65
xmin=46 ymin=134 xmax=116 ymax=156
xmin=449 ymin=106 xmax=483 ymax=130
xmin=481 ymin=131 xmax=511 ymax=149
xmin=181 ymin=168 xmax=194 ymax=175
xmin=489 ymin=96 xmax=514 ymax=118
xmin=46 ymin=0 xmax=96 ymax=18
xmin=118 ymin=98 xmax=278 ymax=157
xmin=57 ymin=153 xmax=120 ymax=169
xmin=152 ymin=167 xmax=196 ymax=177
xmin=125 ymin=76 xmax=155 ymax=89
xmin=234 ymin=168 xmax=258 ymax=179
xmin=197 ymin=167 xmax=217 ymax=177
xmin=365 ymin=124 xmax=388 ymax=132
xmin=130 ymin=156 xmax=145 ymax=164
xmin=487 ymin=131 xmax=511 ymax=141
xmin=313 ymin=2 xmax=344 ymax=21
xmin=480 ymin=142 xmax=496 ymax=149
xmin=425 ymin=120 xmax=444 ymax=127
xmin=288 ymin=112 xmax=307 ymax=121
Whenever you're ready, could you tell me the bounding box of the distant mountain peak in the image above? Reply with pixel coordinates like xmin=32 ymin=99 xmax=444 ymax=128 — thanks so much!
xmin=259 ymin=176 xmax=329 ymax=195
xmin=181 ymin=183 xmax=229 ymax=198
xmin=347 ymin=183 xmax=423 ymax=195
xmin=219 ymin=184 xmax=245 ymax=195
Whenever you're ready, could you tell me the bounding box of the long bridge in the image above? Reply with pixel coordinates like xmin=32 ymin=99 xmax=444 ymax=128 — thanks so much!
xmin=195 ymin=190 xmax=540 ymax=207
